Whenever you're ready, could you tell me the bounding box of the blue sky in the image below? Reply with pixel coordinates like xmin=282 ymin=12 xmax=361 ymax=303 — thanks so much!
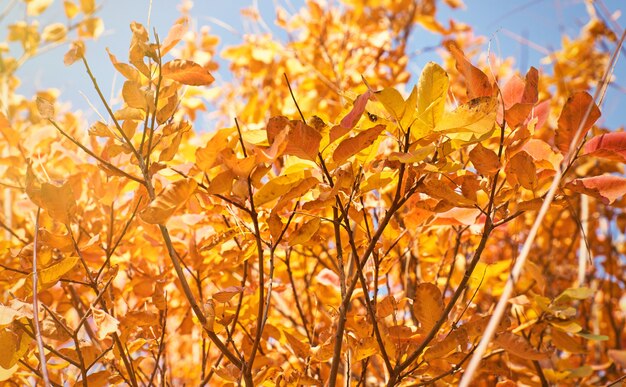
xmin=3 ymin=0 xmax=624 ymax=129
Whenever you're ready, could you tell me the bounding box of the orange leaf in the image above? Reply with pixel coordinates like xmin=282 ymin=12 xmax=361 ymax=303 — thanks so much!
xmin=213 ymin=286 xmax=244 ymax=303
xmin=469 ymin=143 xmax=500 ymax=175
xmin=284 ymin=331 xmax=309 ymax=358
xmin=161 ymin=18 xmax=189 ymax=56
xmin=333 ymin=124 xmax=385 ymax=164
xmin=555 ymin=91 xmax=601 ymax=154
xmin=266 ymin=117 xmax=321 ymax=161
xmin=26 ymin=164 xmax=77 ymax=224
xmin=139 ymin=178 xmax=198 ymax=224
xmin=64 ymin=40 xmax=85 ymax=66
xmin=122 ymin=81 xmax=147 ymax=110
xmin=446 ymin=41 xmax=492 ymax=99
xmin=505 ymin=151 xmax=537 ymax=190
xmin=162 ymin=59 xmax=215 ymax=86
xmin=423 ymin=328 xmax=468 ymax=361
xmin=495 ymin=332 xmax=549 ymax=360
xmin=413 ymin=283 xmax=444 ymax=333
xmin=568 ymin=175 xmax=626 ymax=204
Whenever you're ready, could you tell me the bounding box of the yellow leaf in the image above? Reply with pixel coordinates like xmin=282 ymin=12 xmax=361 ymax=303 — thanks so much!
xmin=42 ymin=23 xmax=68 ymax=42
xmin=79 ymin=0 xmax=95 ymax=14
xmin=26 ymin=0 xmax=53 ymax=16
xmin=551 ymin=328 xmax=587 ymax=354
xmin=162 ymin=59 xmax=215 ymax=86
xmin=39 ymin=256 xmax=79 ymax=284
xmin=64 ymin=1 xmax=79 ymax=19
xmin=253 ymin=170 xmax=310 ymax=206
xmin=413 ymin=283 xmax=444 ymax=333
xmin=377 ymin=295 xmax=396 ymax=318
xmin=376 ymin=87 xmax=405 ymax=121
xmin=0 ymin=329 xmax=28 ymax=369
xmin=0 ymin=307 xmax=20 ymax=327
xmin=288 ymin=218 xmax=321 ymax=246
xmin=435 ymin=96 xmax=497 ymax=135
xmin=140 ymin=178 xmax=198 ymax=224
xmin=284 ymin=331 xmax=309 ymax=358
xmin=415 ymin=62 xmax=449 ymax=139
xmin=400 ymin=85 xmax=418 ymax=130
xmin=106 ymin=49 xmax=141 ymax=83
xmin=91 ymin=307 xmax=120 ymax=340
xmin=196 ymin=127 xmax=236 ymax=172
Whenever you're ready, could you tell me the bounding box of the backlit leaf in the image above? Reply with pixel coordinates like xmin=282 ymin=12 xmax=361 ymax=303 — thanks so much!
xmin=413 ymin=283 xmax=444 ymax=332
xmin=505 ymin=151 xmax=537 ymax=190
xmin=375 ymin=87 xmax=405 ymax=121
xmin=140 ymin=178 xmax=198 ymax=224
xmin=333 ymin=124 xmax=385 ymax=164
xmin=39 ymin=256 xmax=79 ymax=284
xmin=288 ymin=218 xmax=321 ymax=246
xmin=568 ymin=175 xmax=626 ymax=204
xmin=495 ymin=332 xmax=549 ymax=360
xmin=469 ymin=143 xmax=500 ymax=175
xmin=446 ymin=41 xmax=493 ymax=99
xmin=415 ymin=62 xmax=449 ymax=139
xmin=435 ymin=96 xmax=497 ymax=136
xmin=423 ymin=328 xmax=467 ymax=361
xmin=340 ymin=91 xmax=372 ymax=130
xmin=254 ymin=170 xmax=310 ymax=206
xmin=162 ymin=59 xmax=215 ymax=86
xmin=284 ymin=331 xmax=309 ymax=358
xmin=213 ymin=286 xmax=244 ymax=303
xmin=36 ymin=97 xmax=54 ymax=119
xmin=161 ymin=18 xmax=189 ymax=56
xmin=555 ymin=91 xmax=601 ymax=154
xmin=583 ymin=131 xmax=626 ymax=163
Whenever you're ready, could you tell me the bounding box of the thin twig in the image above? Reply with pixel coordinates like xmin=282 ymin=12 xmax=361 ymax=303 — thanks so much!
xmin=31 ymin=207 xmax=51 ymax=386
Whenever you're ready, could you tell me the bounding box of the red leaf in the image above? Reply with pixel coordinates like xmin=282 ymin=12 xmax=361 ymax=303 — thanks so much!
xmin=583 ymin=132 xmax=626 ymax=163
xmin=568 ymin=175 xmax=626 ymax=204
xmin=445 ymin=40 xmax=493 ymax=99
xmin=555 ymin=91 xmax=601 ymax=154
xmin=339 ymin=91 xmax=372 ymax=131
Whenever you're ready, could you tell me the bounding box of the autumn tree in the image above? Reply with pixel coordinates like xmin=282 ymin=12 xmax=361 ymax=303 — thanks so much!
xmin=1 ymin=0 xmax=626 ymax=386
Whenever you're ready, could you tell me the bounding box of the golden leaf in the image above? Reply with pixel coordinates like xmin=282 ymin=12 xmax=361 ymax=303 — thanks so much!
xmin=413 ymin=283 xmax=444 ymax=333
xmin=162 ymin=59 xmax=215 ymax=86
xmin=139 ymin=178 xmax=198 ymax=224
xmin=495 ymin=332 xmax=549 ymax=360
xmin=287 ymin=218 xmax=321 ymax=246
xmin=333 ymin=124 xmax=385 ymax=164
xmin=415 ymin=62 xmax=449 ymax=139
